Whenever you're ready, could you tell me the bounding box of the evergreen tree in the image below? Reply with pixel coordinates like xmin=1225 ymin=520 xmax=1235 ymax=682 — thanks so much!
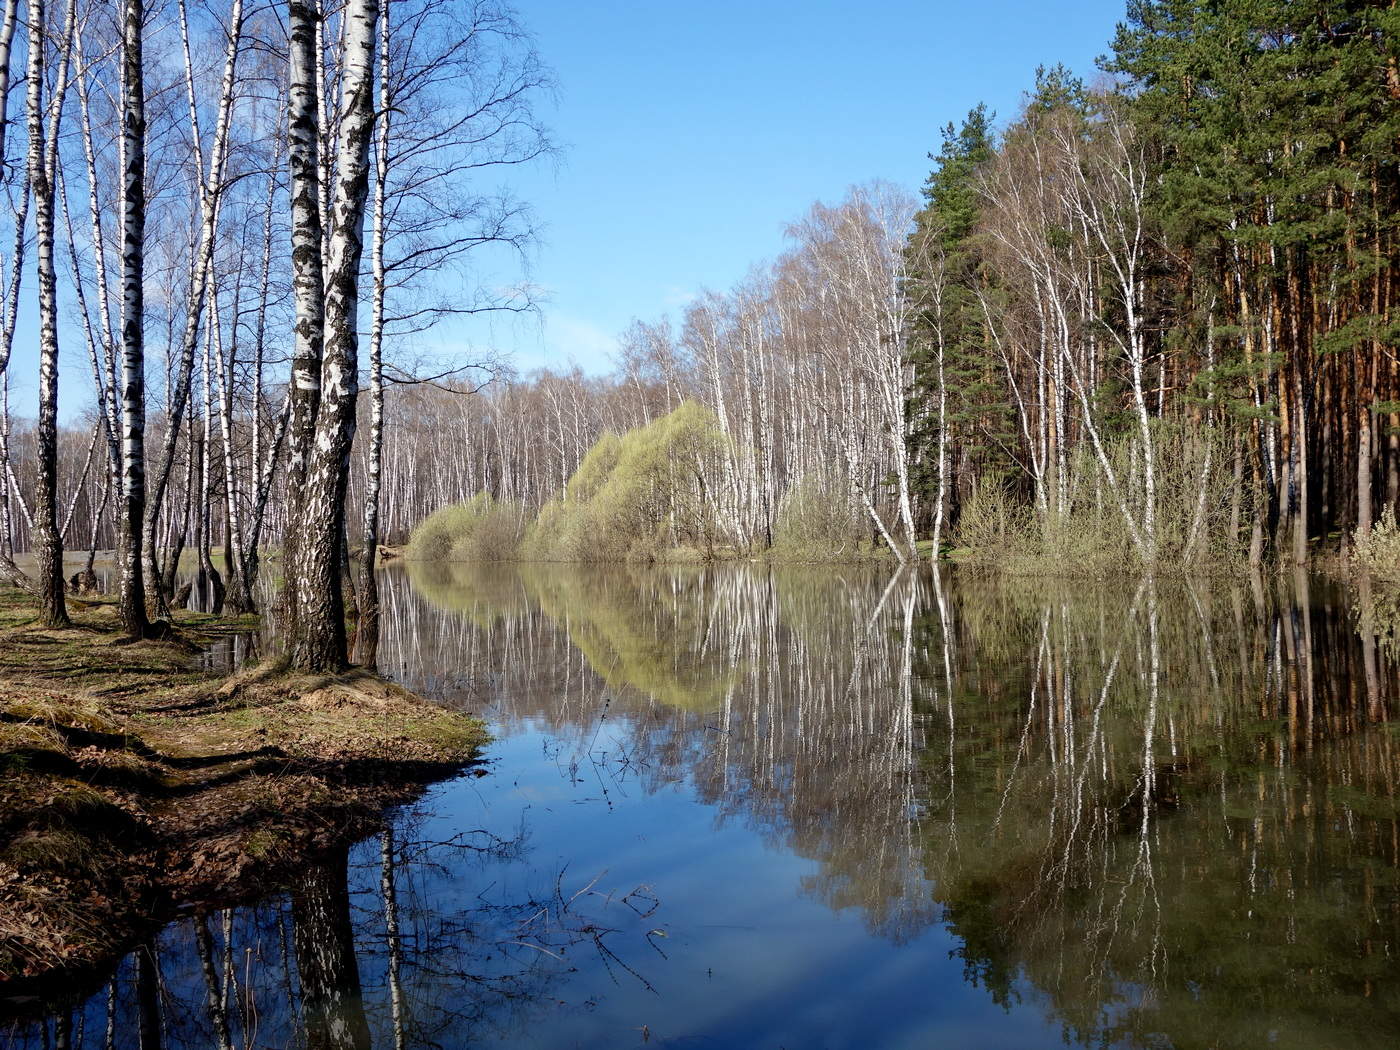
xmin=906 ymin=105 xmax=1018 ymax=530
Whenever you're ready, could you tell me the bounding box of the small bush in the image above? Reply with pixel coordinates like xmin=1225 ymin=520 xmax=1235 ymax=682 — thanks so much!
xmin=405 ymin=494 xmax=525 ymax=562
xmin=1351 ymin=507 xmax=1400 ymax=581
xmin=954 ymin=480 xmax=1028 ymax=562
xmin=770 ymin=477 xmax=886 ymax=560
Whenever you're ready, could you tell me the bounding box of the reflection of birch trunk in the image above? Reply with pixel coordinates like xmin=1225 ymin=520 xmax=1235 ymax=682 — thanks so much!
xmin=932 ymin=566 xmax=957 ymax=853
xmin=1118 ymin=575 xmax=1162 ymax=980
xmin=195 ymin=914 xmax=234 ymax=1050
xmin=136 ymin=940 xmax=161 ymax=1050
xmin=1356 ymin=573 xmax=1382 ymax=719
xmin=1292 ymin=566 xmax=1315 ymax=749
xmin=105 ymin=978 xmax=116 ymax=1050
xmin=381 ymin=827 xmax=407 ymax=1050
xmin=1051 ymin=577 xmax=1144 ymax=892
xmin=292 ymin=845 xmax=372 ymax=1050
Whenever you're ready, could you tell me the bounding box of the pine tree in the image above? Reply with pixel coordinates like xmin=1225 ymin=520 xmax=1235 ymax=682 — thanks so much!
xmin=906 ymin=105 xmax=1017 ymax=534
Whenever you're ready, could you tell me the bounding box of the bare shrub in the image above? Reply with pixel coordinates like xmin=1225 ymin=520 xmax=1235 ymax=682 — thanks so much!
xmin=770 ymin=477 xmax=887 ymax=561
xmin=956 ymin=424 xmax=1249 ymax=576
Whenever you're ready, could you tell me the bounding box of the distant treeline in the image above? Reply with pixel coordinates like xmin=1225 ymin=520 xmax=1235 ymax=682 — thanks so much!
xmin=382 ymin=1 xmax=1400 ymax=570
xmin=8 ymin=1 xmax=1398 ymax=579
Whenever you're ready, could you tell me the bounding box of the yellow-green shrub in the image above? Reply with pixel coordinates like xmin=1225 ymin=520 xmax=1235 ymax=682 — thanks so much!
xmin=526 ymin=402 xmax=727 ymax=562
xmin=405 ymin=494 xmax=525 ymax=562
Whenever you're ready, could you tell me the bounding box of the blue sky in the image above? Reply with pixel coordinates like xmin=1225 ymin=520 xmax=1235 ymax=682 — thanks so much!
xmin=482 ymin=0 xmax=1130 ymax=374
xmin=10 ymin=0 xmax=1129 ymax=420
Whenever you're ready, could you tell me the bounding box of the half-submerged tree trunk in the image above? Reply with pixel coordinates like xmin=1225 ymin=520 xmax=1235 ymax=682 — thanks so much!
xmin=118 ymin=0 xmax=151 ymax=637
xmin=285 ymin=0 xmax=380 ymax=671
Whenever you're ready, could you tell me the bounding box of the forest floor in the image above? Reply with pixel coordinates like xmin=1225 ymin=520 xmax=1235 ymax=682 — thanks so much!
xmin=0 ymin=588 xmax=486 ymax=994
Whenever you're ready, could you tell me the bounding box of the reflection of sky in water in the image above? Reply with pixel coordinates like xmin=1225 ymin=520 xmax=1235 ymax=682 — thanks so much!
xmin=8 ymin=563 xmax=1400 ymax=1049
xmin=392 ymin=718 xmax=1067 ymax=1049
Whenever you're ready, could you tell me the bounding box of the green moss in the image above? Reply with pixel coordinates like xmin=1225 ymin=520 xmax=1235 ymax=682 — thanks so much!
xmin=243 ymin=828 xmax=282 ymax=859
xmin=4 ymin=830 xmax=98 ymax=875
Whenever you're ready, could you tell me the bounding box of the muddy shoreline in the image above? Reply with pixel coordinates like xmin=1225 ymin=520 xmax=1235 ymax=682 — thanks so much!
xmin=0 ymin=587 xmax=486 ymax=1010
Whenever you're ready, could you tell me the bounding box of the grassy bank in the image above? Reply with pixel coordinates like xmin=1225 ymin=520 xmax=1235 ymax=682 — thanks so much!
xmin=0 ymin=588 xmax=486 ymax=989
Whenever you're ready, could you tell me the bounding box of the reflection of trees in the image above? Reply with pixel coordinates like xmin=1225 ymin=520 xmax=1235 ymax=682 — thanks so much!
xmin=5 ymin=818 xmax=661 ymax=1049
xmin=391 ymin=560 xmax=940 ymax=942
xmin=392 ymin=561 xmax=1400 ymax=1044
xmin=22 ymin=564 xmax=1384 ymax=1048
xmin=920 ymin=571 xmax=1400 ymax=1049
xmin=293 ymin=844 xmax=372 ymax=1050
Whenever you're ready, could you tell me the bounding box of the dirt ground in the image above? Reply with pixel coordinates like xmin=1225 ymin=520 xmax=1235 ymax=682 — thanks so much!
xmin=0 ymin=588 xmax=486 ymax=990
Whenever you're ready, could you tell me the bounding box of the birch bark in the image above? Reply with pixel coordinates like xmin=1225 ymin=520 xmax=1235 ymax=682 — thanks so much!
xmin=118 ymin=0 xmax=152 ymax=636
xmin=355 ymin=0 xmax=388 ymax=666
xmin=27 ymin=0 xmax=73 ymax=626
xmin=286 ymin=0 xmax=380 ymax=671
xmin=282 ymin=0 xmax=327 ymax=641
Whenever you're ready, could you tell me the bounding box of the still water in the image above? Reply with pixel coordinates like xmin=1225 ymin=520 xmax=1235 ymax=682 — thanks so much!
xmin=6 ymin=562 xmax=1400 ymax=1049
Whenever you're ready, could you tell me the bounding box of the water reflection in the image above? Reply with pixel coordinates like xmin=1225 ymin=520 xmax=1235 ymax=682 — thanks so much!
xmin=390 ymin=562 xmax=937 ymax=941
xmin=4 ymin=817 xmax=664 ymax=1050
xmin=6 ymin=563 xmax=1400 ymax=1048
xmin=921 ymin=571 xmax=1400 ymax=1049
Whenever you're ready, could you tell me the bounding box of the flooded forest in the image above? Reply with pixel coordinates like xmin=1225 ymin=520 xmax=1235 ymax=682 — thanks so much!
xmin=3 ymin=0 xmax=1400 ymax=1047
xmin=9 ymin=564 xmax=1400 ymax=1047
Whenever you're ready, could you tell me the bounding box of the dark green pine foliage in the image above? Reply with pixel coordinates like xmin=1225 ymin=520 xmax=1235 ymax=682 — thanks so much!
xmin=1107 ymin=0 xmax=1400 ymax=543
xmin=905 ymin=105 xmax=1018 ymax=524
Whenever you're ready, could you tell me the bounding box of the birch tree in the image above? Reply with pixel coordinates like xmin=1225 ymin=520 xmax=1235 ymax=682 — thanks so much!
xmin=117 ymin=0 xmax=151 ymax=636
xmin=281 ymin=0 xmax=326 ymax=643
xmin=26 ymin=0 xmax=74 ymax=627
xmin=284 ymin=0 xmax=379 ymax=671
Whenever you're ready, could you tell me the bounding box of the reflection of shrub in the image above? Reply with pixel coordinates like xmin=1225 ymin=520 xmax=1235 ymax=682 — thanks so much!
xmin=1351 ymin=507 xmax=1400 ymax=581
xmin=405 ymin=494 xmax=525 ymax=562
xmin=524 ymin=402 xmax=727 ymax=562
xmin=770 ymin=478 xmax=886 ymax=560
xmin=403 ymin=560 xmax=531 ymax=627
